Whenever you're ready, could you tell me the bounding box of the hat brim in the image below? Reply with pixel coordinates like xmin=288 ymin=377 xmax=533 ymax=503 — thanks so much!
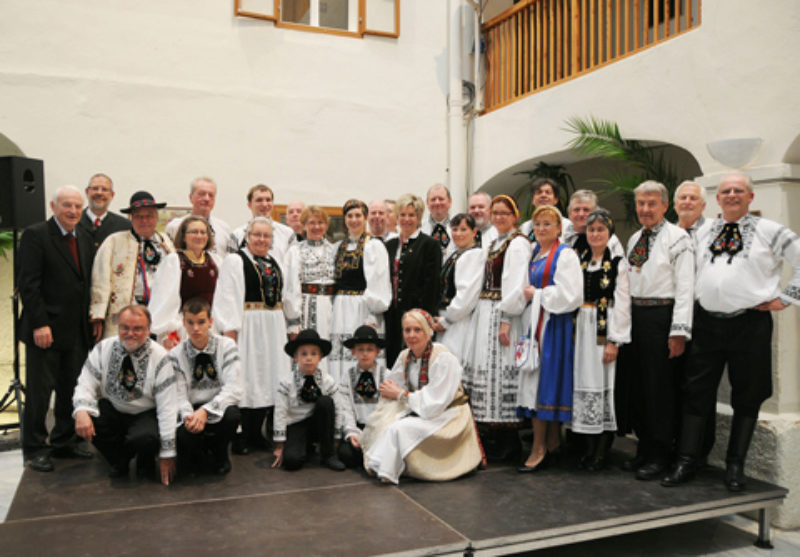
xmin=284 ymin=338 xmax=332 ymax=358
xmin=121 ymin=202 xmax=167 ymax=214
xmin=342 ymin=337 xmax=385 ymax=349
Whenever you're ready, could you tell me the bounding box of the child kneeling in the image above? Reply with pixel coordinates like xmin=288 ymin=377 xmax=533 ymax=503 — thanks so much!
xmin=273 ymin=330 xmax=347 ymax=471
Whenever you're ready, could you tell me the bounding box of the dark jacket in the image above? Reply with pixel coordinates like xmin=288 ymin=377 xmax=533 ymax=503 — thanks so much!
xmin=18 ymin=217 xmax=92 ymax=350
xmin=383 ymin=232 xmax=442 ymax=365
xmin=76 ymin=208 xmax=131 ymax=257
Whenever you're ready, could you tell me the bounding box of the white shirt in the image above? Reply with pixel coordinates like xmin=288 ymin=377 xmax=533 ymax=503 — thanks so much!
xmin=694 ymin=214 xmax=800 ymax=313
xmin=626 ymin=219 xmax=694 ymax=338
xmin=421 ymin=216 xmax=455 ymax=261
xmin=439 ymin=247 xmax=486 ymax=329
xmin=340 ymin=362 xmax=387 ymax=440
xmin=72 ymin=338 xmax=178 ymax=458
xmin=170 ymin=334 xmax=242 ymax=424
xmin=273 ymin=368 xmax=348 ymax=442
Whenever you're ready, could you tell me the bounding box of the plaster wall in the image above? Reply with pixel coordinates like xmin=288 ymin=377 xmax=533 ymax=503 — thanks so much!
xmin=473 ymin=0 xmax=800 ymax=187
xmin=0 ymin=0 xmax=451 ymax=225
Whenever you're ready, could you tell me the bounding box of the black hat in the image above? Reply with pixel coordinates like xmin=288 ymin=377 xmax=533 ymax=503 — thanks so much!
xmin=121 ymin=191 xmax=167 ymax=214
xmin=284 ymin=329 xmax=332 ymax=357
xmin=342 ymin=325 xmax=385 ymax=349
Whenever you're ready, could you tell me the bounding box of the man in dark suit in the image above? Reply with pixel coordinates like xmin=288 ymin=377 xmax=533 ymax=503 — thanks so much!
xmin=76 ymin=173 xmax=131 ymax=256
xmin=18 ymin=185 xmax=94 ymax=472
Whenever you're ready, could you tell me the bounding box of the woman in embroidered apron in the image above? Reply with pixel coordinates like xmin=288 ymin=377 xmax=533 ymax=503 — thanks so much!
xmin=361 ymin=309 xmax=482 ymax=484
xmin=571 ymin=209 xmax=631 ymax=471
xmin=329 ymin=200 xmax=392 ymax=384
xmin=517 ymin=206 xmax=583 ymax=472
xmin=433 ymin=213 xmax=486 ymax=363
xmin=463 ymin=195 xmax=531 ymax=461
xmin=150 ymin=216 xmax=223 ymax=348
xmin=284 ymin=206 xmax=337 ymax=353
xmin=213 ymin=217 xmax=300 ymax=454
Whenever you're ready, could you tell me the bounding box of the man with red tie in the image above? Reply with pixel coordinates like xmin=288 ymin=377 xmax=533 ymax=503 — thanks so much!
xmin=76 ymin=173 xmax=131 ymax=257
xmin=18 ymin=185 xmax=94 ymax=472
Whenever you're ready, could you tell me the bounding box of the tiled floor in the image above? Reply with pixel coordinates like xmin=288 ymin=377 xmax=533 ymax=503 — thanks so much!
xmin=0 ymin=446 xmax=798 ymax=556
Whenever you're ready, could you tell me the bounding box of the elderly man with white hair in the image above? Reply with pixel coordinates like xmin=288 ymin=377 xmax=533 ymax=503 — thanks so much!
xmin=18 ymin=185 xmax=94 ymax=472
xmin=165 ymin=177 xmax=233 ymax=257
xmin=674 ymin=180 xmax=707 ymax=236
xmin=368 ymin=199 xmax=398 ymax=242
xmin=662 ymin=173 xmax=800 ymax=491
xmin=562 ymin=189 xmax=624 ymax=259
xmin=618 ymin=180 xmax=694 ymax=481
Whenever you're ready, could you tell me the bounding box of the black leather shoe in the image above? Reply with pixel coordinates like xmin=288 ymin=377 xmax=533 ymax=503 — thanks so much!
xmin=232 ymin=437 xmax=249 ymax=455
xmin=661 ymin=457 xmax=696 ymax=487
xmin=215 ymin=458 xmax=232 ymax=476
xmin=621 ymin=453 xmax=646 ymax=472
xmin=518 ymin=452 xmax=549 ymax=473
xmin=586 ymin=455 xmax=607 ymax=472
xmin=635 ymin=460 xmax=667 ymax=481
xmin=52 ymin=445 xmax=93 ymax=459
xmin=324 ymin=456 xmax=346 ymax=471
xmin=724 ymin=462 xmax=746 ymax=491
xmin=28 ymin=454 xmax=54 ymax=472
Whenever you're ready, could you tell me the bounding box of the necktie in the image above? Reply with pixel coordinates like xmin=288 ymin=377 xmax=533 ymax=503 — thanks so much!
xmin=709 ymin=222 xmax=742 ymax=263
xmin=65 ymin=233 xmax=80 ymax=269
xmin=354 ymin=371 xmax=377 ymax=399
xmin=300 ymin=375 xmax=322 ymax=403
xmin=474 ymin=229 xmax=482 ymax=247
xmin=141 ymin=239 xmax=161 ymax=266
xmin=93 ymin=217 xmax=100 ymax=228
xmin=628 ymin=228 xmax=652 ymax=268
xmin=193 ymin=353 xmax=217 ymax=381
xmin=431 ymin=223 xmax=450 ymax=249
xmin=120 ymin=355 xmax=137 ymax=392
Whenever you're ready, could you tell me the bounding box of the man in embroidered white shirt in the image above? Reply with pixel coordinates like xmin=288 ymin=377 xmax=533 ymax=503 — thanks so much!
xmin=467 ymin=191 xmax=497 ymax=248
xmin=674 ymin=181 xmax=706 ymax=236
xmin=230 ymin=184 xmax=296 ymax=261
xmin=73 ymin=305 xmax=178 ymax=485
xmin=662 ymin=173 xmax=800 ymax=491
xmin=164 ymin=177 xmax=233 ymax=257
xmin=421 ymin=183 xmax=454 ymax=260
xmin=619 ymin=180 xmax=694 ymax=481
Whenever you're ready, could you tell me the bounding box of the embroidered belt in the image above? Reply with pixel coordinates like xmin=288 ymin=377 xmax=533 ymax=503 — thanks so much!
xmin=582 ymin=301 xmax=614 ymax=308
xmin=244 ymin=301 xmax=282 ymax=311
xmin=700 ymin=305 xmax=748 ymax=319
xmin=336 ymin=288 xmax=364 ymax=296
xmin=631 ymin=297 xmax=673 ymax=307
xmin=302 ymin=284 xmax=335 ymax=296
xmin=479 ymin=290 xmax=502 ymax=300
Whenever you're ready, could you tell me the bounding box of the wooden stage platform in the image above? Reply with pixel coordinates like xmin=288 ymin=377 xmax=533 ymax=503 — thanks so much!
xmin=0 ymin=449 xmax=787 ymax=556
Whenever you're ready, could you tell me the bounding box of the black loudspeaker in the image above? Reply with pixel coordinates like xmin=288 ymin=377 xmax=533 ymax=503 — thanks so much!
xmin=0 ymin=156 xmax=45 ymax=230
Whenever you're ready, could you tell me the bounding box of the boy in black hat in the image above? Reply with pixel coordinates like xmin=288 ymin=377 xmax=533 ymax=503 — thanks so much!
xmin=273 ymin=330 xmax=347 ymax=471
xmin=338 ymin=325 xmax=387 ymax=468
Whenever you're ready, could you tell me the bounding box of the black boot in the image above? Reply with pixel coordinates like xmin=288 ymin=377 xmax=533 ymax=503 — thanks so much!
xmin=587 ymin=432 xmax=614 ymax=472
xmin=724 ymin=414 xmax=757 ymax=492
xmin=577 ymin=434 xmax=598 ymax=469
xmin=662 ymin=414 xmax=707 ymax=487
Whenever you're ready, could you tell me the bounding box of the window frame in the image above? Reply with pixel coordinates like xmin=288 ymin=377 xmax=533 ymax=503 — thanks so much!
xmin=233 ymin=0 xmax=400 ymax=39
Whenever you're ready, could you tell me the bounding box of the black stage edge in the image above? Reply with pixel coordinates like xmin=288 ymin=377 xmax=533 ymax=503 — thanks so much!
xmin=0 ymin=450 xmax=787 ymax=556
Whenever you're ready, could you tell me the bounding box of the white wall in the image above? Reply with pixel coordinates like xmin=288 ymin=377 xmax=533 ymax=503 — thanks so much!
xmin=473 ymin=0 xmax=800 ymax=188
xmin=0 ymin=0 xmax=451 ymax=225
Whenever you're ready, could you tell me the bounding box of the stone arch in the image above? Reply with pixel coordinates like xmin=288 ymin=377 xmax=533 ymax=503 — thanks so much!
xmin=0 ymin=132 xmax=25 ymax=156
xmin=476 ymin=141 xmax=702 ymax=243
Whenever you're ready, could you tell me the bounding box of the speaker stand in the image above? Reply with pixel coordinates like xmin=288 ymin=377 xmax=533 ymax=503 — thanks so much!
xmin=0 ymin=229 xmax=24 ymax=433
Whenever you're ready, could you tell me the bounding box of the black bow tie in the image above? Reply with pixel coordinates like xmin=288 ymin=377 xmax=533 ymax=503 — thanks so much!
xmin=300 ymin=375 xmax=322 ymax=403
xmin=120 ymin=355 xmax=137 ymax=392
xmin=354 ymin=371 xmax=377 ymax=399
xmin=193 ymin=352 xmax=218 ymax=381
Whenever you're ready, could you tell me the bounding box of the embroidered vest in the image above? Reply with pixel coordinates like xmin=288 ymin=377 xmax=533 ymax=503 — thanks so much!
xmin=238 ymin=250 xmax=282 ymax=306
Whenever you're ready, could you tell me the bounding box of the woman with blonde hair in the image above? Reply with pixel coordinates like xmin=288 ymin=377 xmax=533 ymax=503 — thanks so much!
xmin=361 ymin=309 xmax=482 ymax=484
